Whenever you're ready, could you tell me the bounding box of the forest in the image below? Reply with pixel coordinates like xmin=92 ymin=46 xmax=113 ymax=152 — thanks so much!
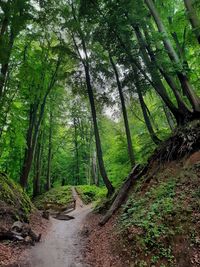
xmin=0 ymin=0 xmax=200 ymax=266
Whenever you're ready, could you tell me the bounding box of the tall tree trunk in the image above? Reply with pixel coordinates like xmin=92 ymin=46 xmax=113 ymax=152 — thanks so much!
xmin=84 ymin=64 xmax=114 ymax=196
xmin=73 ymin=117 xmax=80 ymax=185
xmin=20 ymin=58 xmax=60 ymax=188
xmin=183 ymin=0 xmax=200 ymax=44
xmin=46 ymin=111 xmax=53 ymax=191
xmin=109 ymin=54 xmax=135 ymax=166
xmin=141 ymin=24 xmax=193 ymax=121
xmin=0 ymin=32 xmax=14 ymax=99
xmin=20 ymin=102 xmax=38 ymax=188
xmin=145 ymin=0 xmax=200 ymax=112
xmin=135 ymin=81 xmax=161 ymax=145
xmin=70 ymin=3 xmax=114 ymax=196
xmin=133 ymin=25 xmax=193 ymax=123
xmin=33 ymin=133 xmax=42 ymax=197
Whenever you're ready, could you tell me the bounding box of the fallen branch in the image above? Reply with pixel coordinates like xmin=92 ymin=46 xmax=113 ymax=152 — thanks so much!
xmin=99 ymin=164 xmax=148 ymax=226
xmin=0 ymin=221 xmax=41 ymax=245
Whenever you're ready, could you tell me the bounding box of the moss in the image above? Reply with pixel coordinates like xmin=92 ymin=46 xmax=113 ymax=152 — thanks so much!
xmin=34 ymin=186 xmax=73 ymax=209
xmin=0 ymin=173 xmax=33 ymax=221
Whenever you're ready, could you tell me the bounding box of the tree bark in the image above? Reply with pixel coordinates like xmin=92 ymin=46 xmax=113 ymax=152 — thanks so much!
xmin=109 ymin=54 xmax=135 ymax=166
xmin=183 ymin=0 xmax=200 ymax=44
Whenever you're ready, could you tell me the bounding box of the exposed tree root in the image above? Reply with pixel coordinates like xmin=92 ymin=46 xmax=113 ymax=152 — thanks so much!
xmin=150 ymin=120 xmax=200 ymax=163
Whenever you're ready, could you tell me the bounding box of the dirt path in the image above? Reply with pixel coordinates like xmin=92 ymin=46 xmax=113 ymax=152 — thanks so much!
xmin=26 ymin=187 xmax=91 ymax=267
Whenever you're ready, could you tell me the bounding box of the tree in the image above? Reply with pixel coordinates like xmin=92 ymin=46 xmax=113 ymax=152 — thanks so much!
xmin=183 ymin=0 xmax=200 ymax=44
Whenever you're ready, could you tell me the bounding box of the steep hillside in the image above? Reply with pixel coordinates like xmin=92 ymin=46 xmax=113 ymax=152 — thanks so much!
xmin=0 ymin=173 xmax=33 ymax=223
xmin=120 ymin=153 xmax=200 ymax=267
xmin=84 ymin=122 xmax=200 ymax=267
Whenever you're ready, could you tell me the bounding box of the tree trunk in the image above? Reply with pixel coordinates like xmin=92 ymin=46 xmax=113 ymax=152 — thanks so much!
xmin=0 ymin=32 xmax=14 ymax=99
xmin=136 ymin=83 xmax=161 ymax=145
xmin=20 ymin=103 xmax=38 ymax=188
xmin=133 ymin=25 xmax=193 ymax=124
xmin=73 ymin=117 xmax=80 ymax=185
xmin=183 ymin=0 xmax=200 ymax=44
xmin=163 ymin=104 xmax=175 ymax=130
xmin=33 ymin=134 xmax=42 ymax=197
xmin=145 ymin=0 xmax=200 ymax=113
xmin=20 ymin=58 xmax=60 ymax=188
xmin=141 ymin=24 xmax=193 ymax=120
xmin=46 ymin=111 xmax=53 ymax=191
xmin=84 ymin=64 xmax=114 ymax=196
xmin=109 ymin=54 xmax=135 ymax=166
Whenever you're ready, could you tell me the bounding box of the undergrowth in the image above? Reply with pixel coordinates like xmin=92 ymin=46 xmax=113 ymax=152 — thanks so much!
xmin=76 ymin=185 xmax=106 ymax=204
xmin=34 ymin=186 xmax=73 ymax=209
xmin=119 ymin=163 xmax=200 ymax=267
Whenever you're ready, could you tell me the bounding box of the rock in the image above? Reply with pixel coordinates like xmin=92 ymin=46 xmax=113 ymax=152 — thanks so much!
xmin=11 ymin=221 xmax=23 ymax=232
xmin=42 ymin=210 xmax=50 ymax=220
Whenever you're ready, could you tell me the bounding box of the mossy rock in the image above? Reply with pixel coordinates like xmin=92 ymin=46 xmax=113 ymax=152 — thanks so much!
xmin=0 ymin=173 xmax=33 ymax=221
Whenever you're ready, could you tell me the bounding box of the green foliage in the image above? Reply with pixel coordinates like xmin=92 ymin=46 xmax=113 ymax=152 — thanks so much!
xmin=76 ymin=185 xmax=106 ymax=204
xmin=34 ymin=186 xmax=73 ymax=209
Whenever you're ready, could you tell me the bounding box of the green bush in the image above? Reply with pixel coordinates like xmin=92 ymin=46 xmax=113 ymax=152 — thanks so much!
xmin=76 ymin=185 xmax=106 ymax=204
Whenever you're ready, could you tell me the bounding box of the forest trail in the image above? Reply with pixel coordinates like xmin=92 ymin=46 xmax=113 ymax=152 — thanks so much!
xmin=26 ymin=187 xmax=91 ymax=267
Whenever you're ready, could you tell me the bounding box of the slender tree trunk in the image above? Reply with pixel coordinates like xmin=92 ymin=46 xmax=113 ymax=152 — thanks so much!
xmin=20 ymin=102 xmax=38 ymax=188
xmin=33 ymin=134 xmax=42 ymax=197
xmin=145 ymin=0 xmax=200 ymax=112
xmin=0 ymin=32 xmax=14 ymax=99
xmin=46 ymin=111 xmax=53 ymax=191
xmin=20 ymin=58 xmax=60 ymax=188
xmin=141 ymin=24 xmax=193 ymax=121
xmin=135 ymin=82 xmax=161 ymax=145
xmin=84 ymin=64 xmax=114 ymax=196
xmin=109 ymin=54 xmax=135 ymax=166
xmin=70 ymin=3 xmax=114 ymax=196
xmin=92 ymin=150 xmax=99 ymax=186
xmin=133 ymin=25 xmax=193 ymax=123
xmin=183 ymin=0 xmax=200 ymax=44
xmin=163 ymin=104 xmax=175 ymax=130
xmin=73 ymin=117 xmax=80 ymax=185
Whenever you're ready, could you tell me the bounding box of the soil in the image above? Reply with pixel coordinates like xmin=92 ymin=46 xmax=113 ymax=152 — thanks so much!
xmin=0 ymin=211 xmax=50 ymax=267
xmin=82 ymin=212 xmax=129 ymax=267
